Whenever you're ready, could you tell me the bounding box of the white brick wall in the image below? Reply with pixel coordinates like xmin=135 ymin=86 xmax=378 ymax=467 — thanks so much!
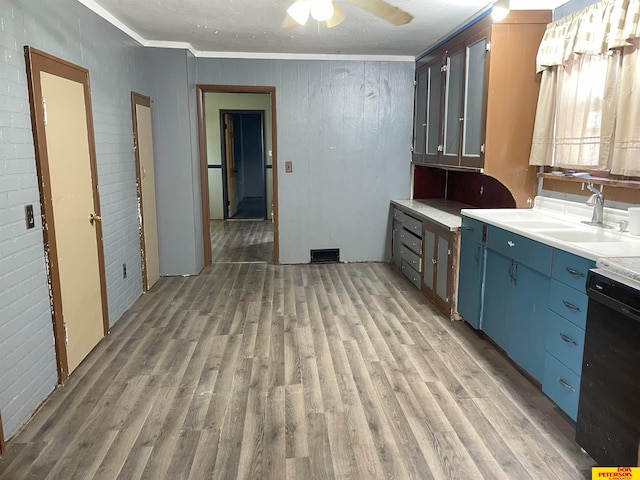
xmin=0 ymin=0 xmax=149 ymax=438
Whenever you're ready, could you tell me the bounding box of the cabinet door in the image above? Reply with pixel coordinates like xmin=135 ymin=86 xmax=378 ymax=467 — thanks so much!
xmin=392 ymin=220 xmax=402 ymax=269
xmin=461 ymin=36 xmax=487 ymax=168
xmin=425 ymin=60 xmax=443 ymax=160
xmin=423 ymin=228 xmax=436 ymax=292
xmin=482 ymin=249 xmax=512 ymax=350
xmin=458 ymin=235 xmax=483 ymax=329
xmin=508 ymin=263 xmax=549 ymax=382
xmin=443 ymin=49 xmax=464 ymax=165
xmin=435 ymin=235 xmax=450 ymax=305
xmin=412 ymin=67 xmax=428 ymax=163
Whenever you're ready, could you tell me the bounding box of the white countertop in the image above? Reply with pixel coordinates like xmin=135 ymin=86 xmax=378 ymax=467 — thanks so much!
xmin=391 ymin=198 xmax=471 ymax=231
xmin=460 ymin=197 xmax=640 ymax=264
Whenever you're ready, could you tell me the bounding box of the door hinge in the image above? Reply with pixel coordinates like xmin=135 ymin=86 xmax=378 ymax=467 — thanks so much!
xmin=413 ymin=79 xmax=417 ymax=86
xmin=447 ymin=248 xmax=451 ymax=256
xmin=437 ymin=144 xmax=443 ymax=152
xmin=480 ymin=144 xmax=485 ymax=154
xmin=486 ymin=42 xmax=491 ymax=52
xmin=64 ymin=323 xmax=68 ymax=346
xmin=440 ymin=65 xmax=447 ymax=73
xmin=42 ymin=97 xmax=48 ymax=126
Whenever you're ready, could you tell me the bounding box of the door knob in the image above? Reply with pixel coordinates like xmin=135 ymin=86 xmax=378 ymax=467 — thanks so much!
xmin=89 ymin=213 xmax=102 ymax=224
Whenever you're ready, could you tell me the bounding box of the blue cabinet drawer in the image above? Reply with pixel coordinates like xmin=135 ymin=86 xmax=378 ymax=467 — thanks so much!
xmin=549 ymin=279 xmax=588 ymax=329
xmin=542 ymin=353 xmax=581 ymax=421
xmin=552 ymin=249 xmax=594 ymax=292
xmin=403 ymin=215 xmax=423 ymax=238
xmin=486 ymin=225 xmax=552 ymax=275
xmin=546 ymin=310 xmax=585 ymax=375
xmin=400 ymin=230 xmax=422 ymax=255
xmin=392 ymin=208 xmax=407 ymax=223
xmin=400 ymin=260 xmax=421 ymax=289
xmin=461 ymin=216 xmax=485 ymax=244
xmin=400 ymin=246 xmax=422 ymax=273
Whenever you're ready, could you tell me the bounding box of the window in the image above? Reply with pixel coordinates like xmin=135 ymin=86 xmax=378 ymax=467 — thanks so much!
xmin=529 ymin=0 xmax=640 ymax=177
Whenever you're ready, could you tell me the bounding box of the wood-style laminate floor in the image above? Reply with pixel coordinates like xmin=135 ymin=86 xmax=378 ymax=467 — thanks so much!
xmin=0 ymin=221 xmax=594 ymax=479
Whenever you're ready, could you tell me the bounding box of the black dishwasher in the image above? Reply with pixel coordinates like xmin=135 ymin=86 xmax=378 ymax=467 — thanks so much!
xmin=576 ymin=269 xmax=640 ymax=467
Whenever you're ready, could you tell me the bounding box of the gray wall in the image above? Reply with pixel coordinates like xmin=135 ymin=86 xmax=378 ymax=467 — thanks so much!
xmin=143 ymin=48 xmax=203 ymax=276
xmin=196 ymin=59 xmax=415 ymax=263
xmin=0 ymin=0 xmax=148 ymax=438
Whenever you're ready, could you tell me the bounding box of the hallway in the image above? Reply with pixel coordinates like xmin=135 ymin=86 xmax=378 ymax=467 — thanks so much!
xmin=0 ymin=222 xmax=593 ymax=479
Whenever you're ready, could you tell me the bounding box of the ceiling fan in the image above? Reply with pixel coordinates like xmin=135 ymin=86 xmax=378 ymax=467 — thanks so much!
xmin=281 ymin=0 xmax=414 ymax=29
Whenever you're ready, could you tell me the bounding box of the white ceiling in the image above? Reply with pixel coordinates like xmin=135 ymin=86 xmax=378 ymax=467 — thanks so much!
xmin=79 ymin=0 xmax=567 ymax=59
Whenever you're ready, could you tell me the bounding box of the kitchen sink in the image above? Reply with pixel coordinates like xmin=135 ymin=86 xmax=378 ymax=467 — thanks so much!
xmin=537 ymin=229 xmax=624 ymax=243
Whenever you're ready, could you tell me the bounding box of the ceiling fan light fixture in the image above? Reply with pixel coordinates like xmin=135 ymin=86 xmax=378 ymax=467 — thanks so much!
xmin=310 ymin=0 xmax=335 ymax=22
xmin=287 ymin=0 xmax=311 ymax=26
xmin=492 ymin=0 xmax=510 ymax=21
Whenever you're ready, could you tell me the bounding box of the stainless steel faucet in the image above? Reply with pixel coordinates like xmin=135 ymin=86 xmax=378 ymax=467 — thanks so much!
xmin=582 ymin=183 xmax=612 ymax=228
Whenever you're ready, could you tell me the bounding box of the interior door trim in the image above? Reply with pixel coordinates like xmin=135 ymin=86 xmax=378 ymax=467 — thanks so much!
xmin=24 ymin=46 xmax=109 ymax=383
xmin=131 ymin=92 xmax=151 ymax=291
xmin=0 ymin=410 xmax=5 ymax=455
xmin=196 ymin=85 xmax=279 ymax=265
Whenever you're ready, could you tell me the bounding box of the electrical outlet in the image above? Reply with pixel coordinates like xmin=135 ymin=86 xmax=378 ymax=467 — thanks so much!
xmin=285 ymin=161 xmax=293 ymax=173
xmin=122 ymin=263 xmax=127 ymax=279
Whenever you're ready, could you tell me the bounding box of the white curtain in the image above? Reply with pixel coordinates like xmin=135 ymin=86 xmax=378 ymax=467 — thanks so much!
xmin=612 ymin=38 xmax=640 ymax=175
xmin=530 ymin=0 xmax=640 ymax=175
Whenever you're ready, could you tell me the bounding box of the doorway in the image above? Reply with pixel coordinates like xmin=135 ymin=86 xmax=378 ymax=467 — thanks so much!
xmin=221 ymin=111 xmax=267 ymax=220
xmin=197 ymin=86 xmax=279 ymax=265
xmin=131 ymin=92 xmax=160 ymax=291
xmin=24 ymin=47 xmax=109 ymax=381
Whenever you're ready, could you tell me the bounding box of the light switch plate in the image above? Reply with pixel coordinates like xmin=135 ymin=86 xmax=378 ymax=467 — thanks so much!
xmin=25 ymin=205 xmax=35 ymax=229
xmin=285 ymin=161 xmax=293 ymax=173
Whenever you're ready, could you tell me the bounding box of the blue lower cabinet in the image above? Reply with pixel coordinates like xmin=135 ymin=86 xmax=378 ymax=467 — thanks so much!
xmin=482 ymin=250 xmax=513 ymax=350
xmin=543 ymin=353 xmax=581 ymax=420
xmin=508 ymin=265 xmax=550 ymax=383
xmin=545 ymin=310 xmax=585 ymax=375
xmin=458 ymin=234 xmax=484 ymax=329
xmin=483 ymin=248 xmax=550 ymax=382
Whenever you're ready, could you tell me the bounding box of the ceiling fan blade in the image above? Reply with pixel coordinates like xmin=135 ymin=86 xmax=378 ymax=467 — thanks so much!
xmin=344 ymin=0 xmax=413 ymax=26
xmin=326 ymin=3 xmax=346 ymax=28
xmin=280 ymin=13 xmax=301 ymax=29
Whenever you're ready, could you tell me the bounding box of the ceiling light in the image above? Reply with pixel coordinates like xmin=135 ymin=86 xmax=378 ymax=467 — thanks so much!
xmin=310 ymin=0 xmax=334 ymax=22
xmin=492 ymin=0 xmax=510 ymax=21
xmin=287 ymin=0 xmax=311 ymax=26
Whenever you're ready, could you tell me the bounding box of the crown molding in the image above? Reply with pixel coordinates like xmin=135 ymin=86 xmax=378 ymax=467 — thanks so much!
xmin=75 ymin=0 xmax=414 ymax=62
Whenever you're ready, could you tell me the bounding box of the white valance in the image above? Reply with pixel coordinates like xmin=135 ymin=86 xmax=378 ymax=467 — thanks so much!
xmin=536 ymin=0 xmax=640 ymax=72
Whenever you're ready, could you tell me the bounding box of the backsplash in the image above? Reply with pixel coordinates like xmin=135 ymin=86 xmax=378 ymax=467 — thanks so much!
xmin=413 ymin=165 xmax=516 ymax=208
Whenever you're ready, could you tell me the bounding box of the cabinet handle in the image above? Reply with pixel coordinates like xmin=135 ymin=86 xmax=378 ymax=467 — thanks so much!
xmin=474 ymin=246 xmax=480 ymax=265
xmin=559 ymin=332 xmax=578 ymax=346
xmin=562 ymin=300 xmax=581 ymax=312
xmin=557 ymin=377 xmax=576 ymax=393
xmin=507 ymin=241 xmax=515 ymax=247
xmin=464 ymin=226 xmax=475 ymax=231
xmin=565 ymin=267 xmax=585 ymax=277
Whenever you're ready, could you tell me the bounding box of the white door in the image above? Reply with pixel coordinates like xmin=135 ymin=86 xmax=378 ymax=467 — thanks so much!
xmin=26 ymin=47 xmax=107 ymax=378
xmin=132 ymin=94 xmax=160 ymax=289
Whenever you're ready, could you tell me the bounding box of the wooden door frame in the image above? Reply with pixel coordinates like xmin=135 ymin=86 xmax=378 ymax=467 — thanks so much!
xmin=196 ymin=85 xmax=279 ymax=265
xmin=24 ymin=46 xmax=109 ymax=384
xmin=131 ymin=92 xmax=152 ymax=291
xmin=220 ymin=110 xmax=267 ymax=220
xmin=0 ymin=410 xmax=5 ymax=455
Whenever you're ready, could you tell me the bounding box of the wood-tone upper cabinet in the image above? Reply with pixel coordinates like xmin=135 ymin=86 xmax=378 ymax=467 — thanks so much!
xmin=412 ymin=10 xmax=552 ymax=207
xmin=412 ymin=60 xmax=443 ymax=164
